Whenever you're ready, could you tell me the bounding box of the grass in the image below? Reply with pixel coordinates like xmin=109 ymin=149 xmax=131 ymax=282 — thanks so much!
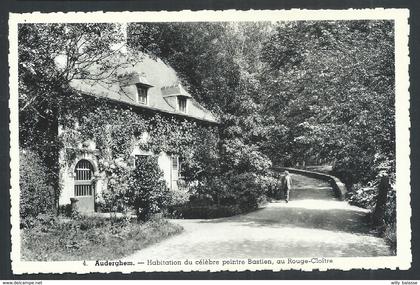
xmin=21 ymin=216 xmax=183 ymax=261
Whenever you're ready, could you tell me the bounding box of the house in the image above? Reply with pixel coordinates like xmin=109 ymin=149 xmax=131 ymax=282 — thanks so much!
xmin=58 ymin=55 xmax=218 ymax=212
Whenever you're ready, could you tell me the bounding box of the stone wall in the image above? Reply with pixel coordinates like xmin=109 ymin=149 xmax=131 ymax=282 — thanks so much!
xmin=273 ymin=166 xmax=347 ymax=200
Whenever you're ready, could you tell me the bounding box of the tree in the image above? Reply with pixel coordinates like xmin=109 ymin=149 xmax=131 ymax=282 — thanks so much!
xmin=372 ymin=171 xmax=391 ymax=227
xmin=260 ymin=21 xmax=395 ymax=186
xmin=127 ymin=156 xmax=171 ymax=221
xmin=20 ymin=149 xmax=55 ymax=226
xmin=20 ymin=21 xmax=395 ymax=216
xmin=18 ymin=23 xmax=138 ymax=160
xmin=128 ymin=22 xmax=241 ymax=115
xmin=128 ymin=22 xmax=277 ymax=209
xmin=18 ymin=23 xmax=142 ymax=210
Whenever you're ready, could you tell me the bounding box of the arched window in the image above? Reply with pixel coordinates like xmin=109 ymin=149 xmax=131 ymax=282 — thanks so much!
xmin=74 ymin=160 xmax=94 ymax=196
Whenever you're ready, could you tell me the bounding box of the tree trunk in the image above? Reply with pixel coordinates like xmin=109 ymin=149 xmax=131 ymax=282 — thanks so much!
xmin=372 ymin=173 xmax=390 ymax=228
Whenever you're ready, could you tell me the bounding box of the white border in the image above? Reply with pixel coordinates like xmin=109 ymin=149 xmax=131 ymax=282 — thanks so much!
xmin=9 ymin=9 xmax=411 ymax=274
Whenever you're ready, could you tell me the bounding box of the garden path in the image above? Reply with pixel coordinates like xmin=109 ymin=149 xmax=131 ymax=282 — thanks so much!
xmin=126 ymin=174 xmax=392 ymax=260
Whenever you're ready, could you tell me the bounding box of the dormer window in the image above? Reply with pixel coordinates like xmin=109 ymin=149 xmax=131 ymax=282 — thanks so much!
xmin=118 ymin=71 xmax=153 ymax=105
xmin=178 ymin=96 xmax=187 ymax=113
xmin=161 ymin=83 xmax=191 ymax=114
xmin=136 ymin=84 xmax=148 ymax=105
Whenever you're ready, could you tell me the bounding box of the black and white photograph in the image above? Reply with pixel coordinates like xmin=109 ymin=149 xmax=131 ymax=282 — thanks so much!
xmin=8 ymin=10 xmax=411 ymax=274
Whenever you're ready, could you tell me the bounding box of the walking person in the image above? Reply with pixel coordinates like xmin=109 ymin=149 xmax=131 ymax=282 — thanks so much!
xmin=282 ymin=170 xmax=293 ymax=203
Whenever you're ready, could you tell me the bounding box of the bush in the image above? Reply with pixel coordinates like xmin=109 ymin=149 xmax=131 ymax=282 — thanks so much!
xmin=166 ymin=128 xmax=279 ymax=218
xmin=346 ymin=185 xmax=377 ymax=209
xmin=127 ymin=155 xmax=172 ymax=221
xmin=99 ymin=158 xmax=134 ymax=213
xmin=167 ymin=173 xmax=275 ymax=219
xmin=168 ymin=188 xmax=190 ymax=206
xmin=59 ymin=204 xmax=73 ymax=217
xmin=259 ymin=173 xmax=283 ymax=200
xmin=227 ymin=172 xmax=277 ymax=211
xmin=332 ymin=158 xmax=375 ymax=189
xmin=20 ymin=149 xmax=55 ymax=227
xmin=170 ymin=204 xmax=241 ymax=219
xmin=385 ymin=189 xmax=396 ymax=225
xmin=347 ymin=175 xmax=396 ymax=253
xmin=347 ymin=177 xmax=396 ymax=227
xmin=332 ymin=154 xmax=395 ymax=190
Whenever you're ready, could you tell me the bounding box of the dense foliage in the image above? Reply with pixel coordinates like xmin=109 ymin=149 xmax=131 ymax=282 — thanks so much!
xmin=20 ymin=150 xmax=55 ymax=228
xmin=257 ymin=21 xmax=396 ymax=245
xmin=19 ymin=21 xmax=396 ymax=224
xmin=127 ymin=156 xmax=171 ymax=221
xmin=18 ymin=23 xmax=143 ymax=218
xmin=18 ymin=23 xmax=132 ymax=189
xmin=347 ymin=175 xmax=396 ymax=251
xmin=128 ymin=22 xmax=278 ymax=211
xmin=127 ymin=21 xmax=396 ymax=232
xmin=58 ymin=94 xmax=219 ymax=219
xmin=260 ymin=21 xmax=395 ymax=186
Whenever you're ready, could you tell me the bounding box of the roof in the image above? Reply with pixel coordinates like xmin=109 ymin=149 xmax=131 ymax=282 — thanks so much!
xmin=161 ymin=84 xmax=192 ymax=98
xmin=118 ymin=72 xmax=153 ymax=88
xmin=69 ymin=55 xmax=218 ymax=124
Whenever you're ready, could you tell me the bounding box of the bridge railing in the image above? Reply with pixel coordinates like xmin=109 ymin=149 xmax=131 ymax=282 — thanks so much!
xmin=272 ymin=166 xmax=347 ymax=200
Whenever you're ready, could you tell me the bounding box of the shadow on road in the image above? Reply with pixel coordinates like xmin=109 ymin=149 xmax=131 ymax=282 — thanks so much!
xmin=198 ymin=201 xmax=373 ymax=236
xmin=127 ymin=173 xmax=392 ymax=259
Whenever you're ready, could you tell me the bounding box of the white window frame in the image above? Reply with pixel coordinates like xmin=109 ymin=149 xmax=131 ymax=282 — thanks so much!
xmin=136 ymin=84 xmax=148 ymax=105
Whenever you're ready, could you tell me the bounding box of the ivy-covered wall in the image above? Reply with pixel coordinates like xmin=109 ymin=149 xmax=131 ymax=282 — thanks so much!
xmin=58 ymin=94 xmax=219 ymax=212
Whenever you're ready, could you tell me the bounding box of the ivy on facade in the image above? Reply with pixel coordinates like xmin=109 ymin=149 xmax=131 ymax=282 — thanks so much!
xmin=58 ymin=94 xmax=219 ymax=211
